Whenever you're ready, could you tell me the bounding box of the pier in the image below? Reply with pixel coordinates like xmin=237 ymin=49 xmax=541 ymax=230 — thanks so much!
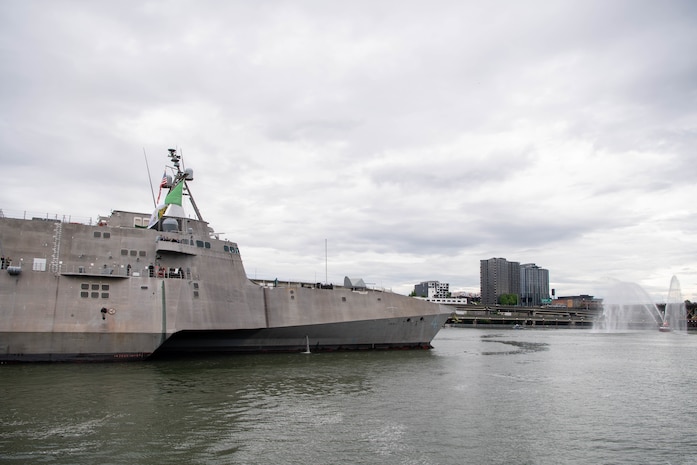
xmin=446 ymin=305 xmax=597 ymax=328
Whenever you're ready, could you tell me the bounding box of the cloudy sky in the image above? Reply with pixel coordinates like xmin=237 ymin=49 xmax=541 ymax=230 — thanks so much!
xmin=2 ymin=1 xmax=696 ymax=301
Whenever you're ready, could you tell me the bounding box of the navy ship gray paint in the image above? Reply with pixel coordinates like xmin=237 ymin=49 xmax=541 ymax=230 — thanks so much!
xmin=0 ymin=149 xmax=449 ymax=362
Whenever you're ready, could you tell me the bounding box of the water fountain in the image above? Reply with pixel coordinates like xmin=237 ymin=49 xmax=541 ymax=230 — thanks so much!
xmin=594 ymin=276 xmax=687 ymax=333
xmin=664 ymin=275 xmax=687 ymax=333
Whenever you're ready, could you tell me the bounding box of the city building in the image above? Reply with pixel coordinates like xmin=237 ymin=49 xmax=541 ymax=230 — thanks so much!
xmin=480 ymin=258 xmax=520 ymax=305
xmin=414 ymin=281 xmax=450 ymax=299
xmin=520 ymin=263 xmax=551 ymax=307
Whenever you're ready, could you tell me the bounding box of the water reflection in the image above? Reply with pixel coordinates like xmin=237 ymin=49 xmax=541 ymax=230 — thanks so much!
xmin=481 ymin=339 xmax=550 ymax=355
xmin=479 ymin=333 xmax=550 ymax=355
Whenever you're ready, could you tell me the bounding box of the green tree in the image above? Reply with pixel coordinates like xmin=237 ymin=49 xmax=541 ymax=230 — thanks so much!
xmin=498 ymin=293 xmax=518 ymax=305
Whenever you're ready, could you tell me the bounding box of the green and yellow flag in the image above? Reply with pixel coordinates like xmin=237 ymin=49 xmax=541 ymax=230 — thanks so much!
xmin=164 ymin=181 xmax=183 ymax=206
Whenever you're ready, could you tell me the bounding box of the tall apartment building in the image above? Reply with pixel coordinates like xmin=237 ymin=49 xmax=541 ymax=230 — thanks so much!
xmin=414 ymin=281 xmax=450 ymax=299
xmin=520 ymin=263 xmax=550 ymax=307
xmin=480 ymin=258 xmax=520 ymax=305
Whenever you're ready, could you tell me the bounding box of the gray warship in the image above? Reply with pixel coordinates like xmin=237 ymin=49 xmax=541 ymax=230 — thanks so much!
xmin=0 ymin=149 xmax=449 ymax=362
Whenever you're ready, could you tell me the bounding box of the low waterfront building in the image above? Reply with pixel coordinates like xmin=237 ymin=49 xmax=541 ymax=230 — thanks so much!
xmin=414 ymin=281 xmax=450 ymax=299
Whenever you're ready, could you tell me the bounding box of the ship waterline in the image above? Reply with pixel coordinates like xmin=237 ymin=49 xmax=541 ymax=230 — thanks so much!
xmin=0 ymin=149 xmax=449 ymax=362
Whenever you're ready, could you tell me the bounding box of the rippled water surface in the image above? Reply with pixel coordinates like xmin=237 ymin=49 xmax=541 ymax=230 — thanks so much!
xmin=2 ymin=328 xmax=697 ymax=464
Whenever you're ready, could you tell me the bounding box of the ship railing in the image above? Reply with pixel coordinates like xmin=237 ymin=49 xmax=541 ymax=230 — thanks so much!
xmin=0 ymin=209 xmax=94 ymax=225
xmin=250 ymin=278 xmax=390 ymax=293
xmin=59 ymin=264 xmax=189 ymax=279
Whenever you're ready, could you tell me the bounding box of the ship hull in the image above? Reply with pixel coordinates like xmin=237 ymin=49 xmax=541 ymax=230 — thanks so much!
xmin=0 ymin=313 xmax=449 ymax=362
xmin=154 ymin=313 xmax=450 ymax=356
xmin=0 ymin=332 xmax=163 ymax=363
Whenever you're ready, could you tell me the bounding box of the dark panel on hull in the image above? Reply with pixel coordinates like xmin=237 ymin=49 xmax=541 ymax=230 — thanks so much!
xmin=153 ymin=314 xmax=448 ymax=357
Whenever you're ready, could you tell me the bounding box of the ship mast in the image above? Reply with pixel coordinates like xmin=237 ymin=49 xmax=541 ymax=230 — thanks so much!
xmin=167 ymin=148 xmax=204 ymax=222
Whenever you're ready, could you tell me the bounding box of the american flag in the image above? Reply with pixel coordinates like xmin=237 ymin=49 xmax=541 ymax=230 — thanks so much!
xmin=156 ymin=171 xmax=167 ymax=203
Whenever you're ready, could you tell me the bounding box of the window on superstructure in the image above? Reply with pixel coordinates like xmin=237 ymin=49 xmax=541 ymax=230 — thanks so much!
xmin=81 ymin=283 xmax=89 ymax=290
xmin=101 ymin=293 xmax=109 ymax=298
xmin=121 ymin=249 xmax=128 ymax=256
xmin=91 ymin=284 xmax=99 ymax=290
xmin=91 ymin=292 xmax=99 ymax=298
xmin=130 ymin=250 xmax=137 ymax=257
xmin=103 ymin=232 xmax=111 ymax=239
xmin=139 ymin=251 xmax=146 ymax=257
xmin=102 ymin=284 xmax=109 ymax=291
xmin=80 ymin=292 xmax=88 ymax=298
xmin=196 ymin=240 xmax=204 ymax=248
xmin=94 ymin=232 xmax=101 ymax=238
xmin=205 ymin=242 xmax=211 ymax=249
xmin=32 ymin=258 xmax=47 ymax=271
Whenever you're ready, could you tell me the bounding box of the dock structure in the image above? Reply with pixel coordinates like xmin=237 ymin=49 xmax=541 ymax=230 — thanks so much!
xmin=446 ymin=305 xmax=597 ymax=328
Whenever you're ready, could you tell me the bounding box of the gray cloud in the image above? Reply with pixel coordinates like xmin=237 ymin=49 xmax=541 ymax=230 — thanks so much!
xmin=1 ymin=0 xmax=696 ymax=300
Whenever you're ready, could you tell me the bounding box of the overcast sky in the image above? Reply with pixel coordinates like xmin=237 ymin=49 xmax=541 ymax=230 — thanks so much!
xmin=1 ymin=1 xmax=696 ymax=301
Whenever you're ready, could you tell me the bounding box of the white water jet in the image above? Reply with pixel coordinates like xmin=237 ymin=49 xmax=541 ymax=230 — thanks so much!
xmin=595 ymin=280 xmax=663 ymax=331
xmin=664 ymin=275 xmax=687 ymax=334
xmin=594 ymin=276 xmax=687 ymax=333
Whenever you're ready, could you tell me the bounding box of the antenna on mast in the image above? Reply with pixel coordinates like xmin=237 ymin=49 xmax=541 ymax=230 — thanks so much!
xmin=143 ymin=148 xmax=157 ymax=208
xmin=166 ymin=148 xmax=204 ymax=222
xmin=325 ymin=239 xmax=328 ymax=284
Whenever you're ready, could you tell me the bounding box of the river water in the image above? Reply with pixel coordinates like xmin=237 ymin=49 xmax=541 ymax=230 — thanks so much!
xmin=1 ymin=328 xmax=696 ymax=465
